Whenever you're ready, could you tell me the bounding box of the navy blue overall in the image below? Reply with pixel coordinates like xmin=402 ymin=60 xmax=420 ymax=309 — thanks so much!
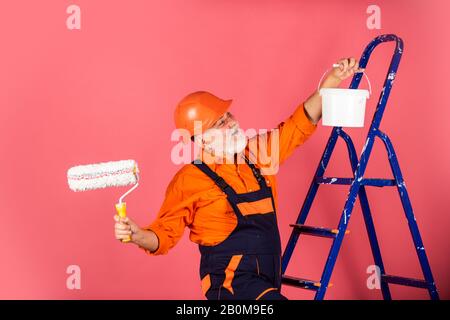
xmin=192 ymin=157 xmax=287 ymax=300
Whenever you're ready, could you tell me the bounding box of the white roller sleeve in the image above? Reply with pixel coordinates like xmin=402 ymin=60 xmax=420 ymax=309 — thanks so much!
xmin=67 ymin=159 xmax=138 ymax=192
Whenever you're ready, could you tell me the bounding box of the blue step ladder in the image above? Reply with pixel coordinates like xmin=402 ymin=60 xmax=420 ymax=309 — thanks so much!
xmin=281 ymin=34 xmax=439 ymax=300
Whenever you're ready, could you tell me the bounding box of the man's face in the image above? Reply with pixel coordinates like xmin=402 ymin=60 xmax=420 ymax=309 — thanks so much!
xmin=198 ymin=112 xmax=247 ymax=158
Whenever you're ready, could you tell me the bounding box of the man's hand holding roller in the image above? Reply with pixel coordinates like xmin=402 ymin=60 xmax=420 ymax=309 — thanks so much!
xmin=114 ymin=215 xmax=159 ymax=252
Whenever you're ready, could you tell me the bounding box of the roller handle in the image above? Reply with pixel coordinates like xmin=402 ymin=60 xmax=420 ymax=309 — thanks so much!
xmin=115 ymin=202 xmax=131 ymax=243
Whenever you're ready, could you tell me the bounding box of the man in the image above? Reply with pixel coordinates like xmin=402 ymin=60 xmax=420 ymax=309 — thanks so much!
xmin=114 ymin=58 xmax=362 ymax=300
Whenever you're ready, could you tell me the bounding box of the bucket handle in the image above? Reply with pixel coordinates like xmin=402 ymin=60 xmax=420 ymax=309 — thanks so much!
xmin=318 ymin=65 xmax=372 ymax=96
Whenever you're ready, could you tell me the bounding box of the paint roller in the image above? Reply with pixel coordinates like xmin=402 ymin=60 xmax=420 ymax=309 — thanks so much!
xmin=67 ymin=159 xmax=139 ymax=242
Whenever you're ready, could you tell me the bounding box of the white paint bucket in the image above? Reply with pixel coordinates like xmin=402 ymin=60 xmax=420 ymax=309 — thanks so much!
xmin=319 ymin=71 xmax=371 ymax=127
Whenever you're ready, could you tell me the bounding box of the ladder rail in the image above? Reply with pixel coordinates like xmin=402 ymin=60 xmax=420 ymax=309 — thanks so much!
xmin=375 ymin=130 xmax=439 ymax=299
xmin=281 ymin=34 xmax=439 ymax=300
xmin=316 ymin=34 xmax=404 ymax=299
xmin=282 ymin=33 xmax=400 ymax=284
xmin=338 ymin=128 xmax=392 ymax=300
xmin=282 ymin=34 xmax=402 ymax=274
xmin=314 ymin=34 xmax=403 ymax=298
xmin=281 ymin=127 xmax=340 ymax=273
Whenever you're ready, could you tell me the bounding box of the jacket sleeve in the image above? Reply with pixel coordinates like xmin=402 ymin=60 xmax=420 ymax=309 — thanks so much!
xmin=140 ymin=169 xmax=194 ymax=256
xmin=276 ymin=102 xmax=317 ymax=164
xmin=248 ymin=102 xmax=317 ymax=175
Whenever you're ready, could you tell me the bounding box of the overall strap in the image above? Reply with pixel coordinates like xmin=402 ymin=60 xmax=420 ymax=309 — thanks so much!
xmin=191 ymin=160 xmax=239 ymax=205
xmin=244 ymin=156 xmax=268 ymax=190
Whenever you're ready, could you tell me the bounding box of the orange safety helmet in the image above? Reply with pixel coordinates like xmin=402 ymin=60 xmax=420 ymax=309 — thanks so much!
xmin=174 ymin=91 xmax=232 ymax=137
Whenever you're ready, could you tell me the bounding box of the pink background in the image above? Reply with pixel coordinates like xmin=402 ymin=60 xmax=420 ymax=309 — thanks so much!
xmin=0 ymin=0 xmax=448 ymax=299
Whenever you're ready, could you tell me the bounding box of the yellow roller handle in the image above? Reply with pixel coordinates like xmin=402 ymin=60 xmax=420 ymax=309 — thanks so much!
xmin=115 ymin=202 xmax=131 ymax=243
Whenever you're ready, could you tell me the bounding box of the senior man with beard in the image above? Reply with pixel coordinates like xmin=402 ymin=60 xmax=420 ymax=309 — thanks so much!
xmin=114 ymin=58 xmax=363 ymax=300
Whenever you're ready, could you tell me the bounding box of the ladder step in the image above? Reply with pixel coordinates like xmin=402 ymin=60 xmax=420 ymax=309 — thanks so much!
xmin=290 ymin=224 xmax=349 ymax=238
xmin=381 ymin=274 xmax=431 ymax=288
xmin=282 ymin=275 xmax=323 ymax=291
xmin=315 ymin=177 xmax=396 ymax=187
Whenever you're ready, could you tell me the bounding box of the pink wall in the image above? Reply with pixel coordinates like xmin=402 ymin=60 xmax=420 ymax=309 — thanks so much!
xmin=0 ymin=0 xmax=448 ymax=299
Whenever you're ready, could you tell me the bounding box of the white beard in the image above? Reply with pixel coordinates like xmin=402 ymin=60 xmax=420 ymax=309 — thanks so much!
xmin=224 ymin=128 xmax=247 ymax=156
xmin=205 ymin=127 xmax=248 ymax=158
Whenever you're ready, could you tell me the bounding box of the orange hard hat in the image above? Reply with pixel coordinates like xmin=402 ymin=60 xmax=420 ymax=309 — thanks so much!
xmin=174 ymin=91 xmax=232 ymax=137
